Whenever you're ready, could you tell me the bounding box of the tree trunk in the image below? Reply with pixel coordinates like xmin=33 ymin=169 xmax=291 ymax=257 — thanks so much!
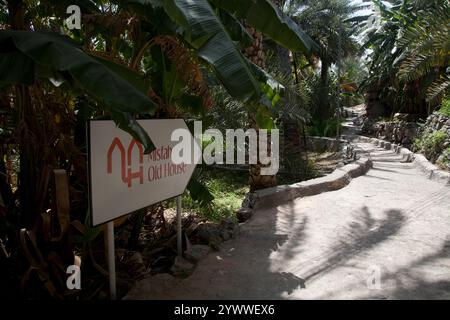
xmin=7 ymin=0 xmax=27 ymax=30
xmin=318 ymin=60 xmax=331 ymax=121
xmin=16 ymin=86 xmax=37 ymax=228
xmin=271 ymin=0 xmax=304 ymax=159
xmin=7 ymin=2 xmax=37 ymax=227
xmin=320 ymin=61 xmax=330 ymax=91
xmin=0 ymin=147 xmax=14 ymax=214
xmin=248 ymin=109 xmax=277 ymax=192
xmin=243 ymin=26 xmax=277 ymax=192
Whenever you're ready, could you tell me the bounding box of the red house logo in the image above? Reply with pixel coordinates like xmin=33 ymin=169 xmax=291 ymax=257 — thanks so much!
xmin=107 ymin=138 xmax=144 ymax=188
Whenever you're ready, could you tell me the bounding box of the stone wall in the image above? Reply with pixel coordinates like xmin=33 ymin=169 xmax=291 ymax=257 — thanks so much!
xmin=372 ymin=121 xmax=419 ymax=147
xmin=421 ymin=112 xmax=450 ymax=137
xmin=418 ymin=113 xmax=450 ymax=170
xmin=306 ymin=136 xmax=347 ymax=153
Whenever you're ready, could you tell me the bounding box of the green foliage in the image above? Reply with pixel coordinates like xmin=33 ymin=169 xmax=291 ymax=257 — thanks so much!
xmin=72 ymin=208 xmax=102 ymax=248
xmin=289 ymin=0 xmax=359 ymax=63
xmin=218 ymin=9 xmax=253 ymax=49
xmin=1 ymin=0 xmax=321 ymax=299
xmin=359 ymin=0 xmax=450 ymax=114
xmin=0 ymin=30 xmax=157 ymax=152
xmin=307 ymin=118 xmax=343 ymax=138
xmin=339 ymin=56 xmax=367 ymax=105
xmin=182 ymin=168 xmax=249 ymax=222
xmin=160 ymin=0 xmax=261 ymax=102
xmin=279 ymin=156 xmax=319 ymax=184
xmin=437 ymin=147 xmax=450 ymax=171
xmin=290 ymin=0 xmax=360 ymax=122
xmin=212 ymin=0 xmax=315 ymax=54
xmin=130 ymin=0 xmax=315 ymax=103
xmin=208 ymin=88 xmax=248 ymax=130
xmin=413 ymin=131 xmax=449 ymax=163
xmin=186 ymin=168 xmax=215 ymax=208
xmin=304 ymin=71 xmax=344 ymax=136
xmin=396 ymin=1 xmax=450 ymax=103
xmin=438 ymin=98 xmax=450 ymax=117
xmin=261 ymin=83 xmax=282 ymax=108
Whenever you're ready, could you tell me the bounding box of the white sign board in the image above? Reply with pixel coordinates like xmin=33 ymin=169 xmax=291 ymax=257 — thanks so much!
xmin=88 ymin=120 xmax=200 ymax=226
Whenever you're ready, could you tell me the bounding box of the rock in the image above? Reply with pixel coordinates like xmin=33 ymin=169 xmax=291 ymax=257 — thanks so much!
xmin=197 ymin=222 xmax=222 ymax=244
xmin=372 ymin=120 xmax=418 ymax=146
xmin=241 ymin=193 xmax=257 ymax=209
xmin=221 ymin=230 xmax=231 ymax=241
xmin=184 ymin=245 xmax=211 ymax=263
xmin=170 ymin=256 xmax=195 ymax=277
xmin=122 ymin=251 xmax=149 ymax=281
xmin=220 ymin=217 xmax=240 ymax=240
xmin=236 ymin=208 xmax=253 ymax=223
xmin=221 ymin=217 xmax=236 ymax=230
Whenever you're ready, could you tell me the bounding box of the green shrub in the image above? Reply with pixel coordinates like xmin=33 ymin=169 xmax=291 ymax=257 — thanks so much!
xmin=179 ymin=168 xmax=249 ymax=222
xmin=307 ymin=118 xmax=343 ymax=138
xmin=414 ymin=131 xmax=448 ymax=163
xmin=437 ymin=147 xmax=450 ymax=171
xmin=280 ymin=156 xmax=319 ymax=184
xmin=438 ymin=97 xmax=450 ymax=117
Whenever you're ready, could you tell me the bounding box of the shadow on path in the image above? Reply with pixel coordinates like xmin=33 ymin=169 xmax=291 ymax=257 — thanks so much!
xmin=295 ymin=207 xmax=405 ymax=287
xmin=316 ymin=238 xmax=450 ymax=300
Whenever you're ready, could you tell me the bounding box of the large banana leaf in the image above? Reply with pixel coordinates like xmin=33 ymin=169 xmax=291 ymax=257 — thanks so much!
xmin=218 ymin=9 xmax=253 ymax=49
xmin=0 ymin=30 xmax=157 ymax=152
xmin=91 ymin=54 xmax=151 ymax=94
xmin=160 ymin=0 xmax=261 ymax=102
xmin=210 ymin=0 xmax=315 ymax=54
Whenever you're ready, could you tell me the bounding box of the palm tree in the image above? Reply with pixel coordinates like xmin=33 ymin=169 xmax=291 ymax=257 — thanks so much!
xmin=244 ymin=32 xmax=279 ymax=191
xmin=270 ymin=0 xmax=306 ymax=183
xmin=0 ymin=0 xmax=316 ymax=297
xmin=359 ymin=0 xmax=449 ymax=117
xmin=288 ymin=0 xmax=360 ymax=122
xmin=270 ymin=0 xmax=293 ymax=78
xmin=397 ymin=0 xmax=450 ymax=104
xmin=215 ymin=0 xmax=316 ymax=191
xmin=243 ymin=0 xmax=283 ymax=192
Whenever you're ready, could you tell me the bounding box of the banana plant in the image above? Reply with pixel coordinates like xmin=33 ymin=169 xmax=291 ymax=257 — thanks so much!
xmin=2 ymin=0 xmax=316 ymax=138
xmin=0 ymin=30 xmax=157 ymax=152
xmin=211 ymin=0 xmax=315 ymax=53
xmin=121 ymin=0 xmax=315 ymax=104
xmin=0 ymin=0 xmax=319 ymax=299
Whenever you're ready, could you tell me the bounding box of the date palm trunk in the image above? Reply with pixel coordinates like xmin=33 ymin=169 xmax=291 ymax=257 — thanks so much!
xmin=318 ymin=60 xmax=331 ymax=121
xmin=270 ymin=0 xmax=305 ymax=161
xmin=268 ymin=0 xmax=305 ymax=153
xmin=243 ymin=26 xmax=277 ymax=192
xmin=7 ymin=0 xmax=38 ymax=228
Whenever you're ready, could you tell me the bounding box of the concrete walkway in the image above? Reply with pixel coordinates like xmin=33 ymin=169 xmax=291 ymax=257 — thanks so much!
xmin=126 ymin=116 xmax=450 ymax=300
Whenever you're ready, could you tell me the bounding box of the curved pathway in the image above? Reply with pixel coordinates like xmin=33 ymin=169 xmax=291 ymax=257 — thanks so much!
xmin=126 ymin=114 xmax=450 ymax=300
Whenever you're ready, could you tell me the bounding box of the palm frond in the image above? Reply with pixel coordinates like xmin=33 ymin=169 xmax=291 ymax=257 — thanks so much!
xmin=427 ymin=75 xmax=450 ymax=103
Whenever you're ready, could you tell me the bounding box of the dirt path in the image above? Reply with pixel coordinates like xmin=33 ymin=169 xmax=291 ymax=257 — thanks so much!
xmin=126 ymin=112 xmax=450 ymax=300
